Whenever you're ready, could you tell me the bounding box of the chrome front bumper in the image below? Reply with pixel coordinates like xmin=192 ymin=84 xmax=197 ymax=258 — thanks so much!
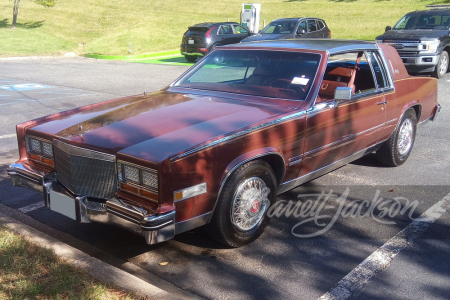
xmin=7 ymin=163 xmax=175 ymax=245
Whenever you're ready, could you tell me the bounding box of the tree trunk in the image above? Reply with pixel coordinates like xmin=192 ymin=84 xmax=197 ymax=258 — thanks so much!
xmin=11 ymin=0 xmax=21 ymax=28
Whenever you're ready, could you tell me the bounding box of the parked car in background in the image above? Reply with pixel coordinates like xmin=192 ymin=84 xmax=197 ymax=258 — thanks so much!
xmin=375 ymin=5 xmax=450 ymax=78
xmin=241 ymin=17 xmax=331 ymax=43
xmin=180 ymin=22 xmax=251 ymax=62
xmin=8 ymin=40 xmax=440 ymax=248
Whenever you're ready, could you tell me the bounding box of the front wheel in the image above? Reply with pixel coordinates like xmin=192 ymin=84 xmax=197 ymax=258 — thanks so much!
xmin=376 ymin=108 xmax=417 ymax=167
xmin=206 ymin=160 xmax=277 ymax=247
xmin=432 ymin=51 xmax=449 ymax=79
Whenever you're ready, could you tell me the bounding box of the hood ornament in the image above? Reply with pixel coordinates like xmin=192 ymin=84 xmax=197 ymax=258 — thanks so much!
xmin=78 ymin=124 xmax=83 ymax=137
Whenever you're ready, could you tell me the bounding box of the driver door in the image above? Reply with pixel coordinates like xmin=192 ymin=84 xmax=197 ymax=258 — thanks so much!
xmin=297 ymin=51 xmax=388 ymax=179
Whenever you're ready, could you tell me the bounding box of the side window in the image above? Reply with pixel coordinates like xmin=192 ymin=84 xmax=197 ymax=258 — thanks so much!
xmin=308 ymin=20 xmax=317 ymax=32
xmin=297 ymin=21 xmax=307 ymax=33
xmin=354 ymin=53 xmax=377 ymax=93
xmin=366 ymin=51 xmax=388 ymax=89
xmin=234 ymin=25 xmax=249 ymax=34
xmin=319 ymin=52 xmax=359 ymax=101
xmin=317 ymin=21 xmax=325 ymax=30
xmin=219 ymin=25 xmax=233 ymax=35
xmin=319 ymin=52 xmax=380 ymax=101
xmin=443 ymin=15 xmax=450 ymax=27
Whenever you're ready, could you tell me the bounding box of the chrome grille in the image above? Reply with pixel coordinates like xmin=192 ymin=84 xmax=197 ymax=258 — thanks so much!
xmin=53 ymin=141 xmax=117 ymax=199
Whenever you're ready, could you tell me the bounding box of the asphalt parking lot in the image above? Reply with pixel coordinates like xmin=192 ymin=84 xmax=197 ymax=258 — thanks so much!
xmin=0 ymin=57 xmax=449 ymax=300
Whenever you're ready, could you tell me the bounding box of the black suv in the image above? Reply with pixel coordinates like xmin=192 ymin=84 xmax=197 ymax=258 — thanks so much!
xmin=240 ymin=18 xmax=331 ymax=43
xmin=376 ymin=5 xmax=450 ymax=78
xmin=180 ymin=22 xmax=251 ymax=62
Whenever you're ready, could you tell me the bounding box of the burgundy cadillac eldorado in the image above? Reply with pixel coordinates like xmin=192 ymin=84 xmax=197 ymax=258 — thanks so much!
xmin=7 ymin=40 xmax=441 ymax=247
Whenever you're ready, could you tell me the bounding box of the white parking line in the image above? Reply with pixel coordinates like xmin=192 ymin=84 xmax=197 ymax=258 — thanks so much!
xmin=318 ymin=192 xmax=450 ymax=300
xmin=0 ymin=134 xmax=16 ymax=139
xmin=17 ymin=201 xmax=45 ymax=214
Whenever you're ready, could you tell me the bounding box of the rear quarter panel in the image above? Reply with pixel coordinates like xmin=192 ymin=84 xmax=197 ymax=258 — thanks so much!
xmin=379 ymin=43 xmax=438 ymax=140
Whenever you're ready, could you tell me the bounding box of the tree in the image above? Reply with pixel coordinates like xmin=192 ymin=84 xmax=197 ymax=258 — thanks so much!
xmin=11 ymin=0 xmax=56 ymax=29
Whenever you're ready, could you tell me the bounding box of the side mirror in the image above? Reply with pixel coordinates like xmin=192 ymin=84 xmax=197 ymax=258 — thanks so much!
xmin=385 ymin=26 xmax=392 ymax=32
xmin=333 ymin=87 xmax=352 ymax=107
xmin=297 ymin=29 xmax=306 ymax=35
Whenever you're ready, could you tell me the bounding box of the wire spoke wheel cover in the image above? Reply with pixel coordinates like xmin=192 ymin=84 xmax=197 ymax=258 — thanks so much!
xmin=376 ymin=108 xmax=417 ymax=167
xmin=206 ymin=159 xmax=277 ymax=247
xmin=397 ymin=118 xmax=413 ymax=155
xmin=231 ymin=177 xmax=270 ymax=231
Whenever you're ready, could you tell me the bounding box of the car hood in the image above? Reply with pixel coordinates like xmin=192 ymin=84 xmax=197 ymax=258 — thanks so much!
xmin=29 ymin=91 xmax=292 ymax=162
xmin=377 ymin=29 xmax=448 ymax=40
xmin=241 ymin=33 xmax=293 ymax=42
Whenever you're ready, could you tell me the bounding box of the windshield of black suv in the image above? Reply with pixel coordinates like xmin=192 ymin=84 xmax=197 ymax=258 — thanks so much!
xmin=174 ymin=49 xmax=321 ymax=100
xmin=261 ymin=21 xmax=297 ymax=34
xmin=393 ymin=12 xmax=450 ymax=30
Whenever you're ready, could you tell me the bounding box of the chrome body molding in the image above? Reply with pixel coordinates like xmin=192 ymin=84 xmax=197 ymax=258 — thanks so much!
xmin=288 ymin=157 xmax=303 ymax=166
xmin=175 ymin=212 xmax=213 ymax=235
xmin=418 ymin=104 xmax=441 ymax=127
xmin=53 ymin=139 xmax=115 ymax=162
xmin=432 ymin=104 xmax=441 ymax=122
xmin=171 ymin=111 xmax=306 ymax=161
xmin=7 ymin=162 xmax=174 ymax=245
xmin=277 ymin=142 xmax=384 ymax=194
xmin=386 ymin=118 xmax=398 ymax=124
xmin=301 ymin=122 xmax=385 ymax=161
xmin=377 ymin=46 xmax=396 ymax=89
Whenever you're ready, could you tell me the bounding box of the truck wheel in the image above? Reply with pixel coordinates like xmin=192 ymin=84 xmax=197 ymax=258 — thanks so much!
xmin=432 ymin=51 xmax=449 ymax=79
xmin=376 ymin=108 xmax=417 ymax=167
xmin=184 ymin=55 xmax=197 ymax=62
xmin=206 ymin=160 xmax=276 ymax=247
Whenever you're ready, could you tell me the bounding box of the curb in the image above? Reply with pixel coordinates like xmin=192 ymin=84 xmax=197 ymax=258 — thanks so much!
xmin=0 ymin=205 xmax=199 ymax=300
xmin=85 ymin=50 xmax=181 ymax=60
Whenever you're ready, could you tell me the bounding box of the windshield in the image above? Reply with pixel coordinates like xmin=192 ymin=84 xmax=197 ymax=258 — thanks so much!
xmin=393 ymin=13 xmax=450 ymax=30
xmin=261 ymin=21 xmax=297 ymax=34
xmin=174 ymin=50 xmax=321 ymax=101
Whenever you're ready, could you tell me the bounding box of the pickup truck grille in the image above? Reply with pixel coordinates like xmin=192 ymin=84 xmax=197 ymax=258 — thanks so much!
xmin=382 ymin=39 xmax=420 ymax=43
xmin=53 ymin=140 xmax=117 ymax=199
xmin=397 ymin=51 xmax=419 ymax=57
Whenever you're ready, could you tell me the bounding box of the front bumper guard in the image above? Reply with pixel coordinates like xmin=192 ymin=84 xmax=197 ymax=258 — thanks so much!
xmin=7 ymin=163 xmax=175 ymax=245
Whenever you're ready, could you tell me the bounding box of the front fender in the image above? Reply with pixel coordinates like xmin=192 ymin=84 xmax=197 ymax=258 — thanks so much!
xmin=219 ymin=147 xmax=285 ymax=189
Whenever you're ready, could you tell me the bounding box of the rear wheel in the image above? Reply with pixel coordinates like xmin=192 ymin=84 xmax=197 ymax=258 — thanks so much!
xmin=184 ymin=55 xmax=197 ymax=62
xmin=432 ymin=51 xmax=449 ymax=79
xmin=206 ymin=160 xmax=277 ymax=247
xmin=376 ymin=108 xmax=417 ymax=166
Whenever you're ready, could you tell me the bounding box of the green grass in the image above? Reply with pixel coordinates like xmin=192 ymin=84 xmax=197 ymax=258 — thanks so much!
xmin=0 ymin=226 xmax=137 ymax=299
xmin=0 ymin=0 xmax=445 ymax=57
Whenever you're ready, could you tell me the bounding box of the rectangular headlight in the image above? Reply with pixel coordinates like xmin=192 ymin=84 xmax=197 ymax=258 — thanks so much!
xmin=25 ymin=136 xmax=54 ymax=166
xmin=123 ymin=164 xmax=140 ymax=183
xmin=42 ymin=142 xmax=53 ymax=157
xmin=30 ymin=138 xmax=42 ymax=154
xmin=117 ymin=161 xmax=158 ymax=192
xmin=142 ymin=170 xmax=158 ymax=189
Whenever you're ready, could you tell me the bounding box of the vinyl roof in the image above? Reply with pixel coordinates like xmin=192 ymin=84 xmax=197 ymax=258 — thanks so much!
xmin=222 ymin=39 xmax=379 ymax=54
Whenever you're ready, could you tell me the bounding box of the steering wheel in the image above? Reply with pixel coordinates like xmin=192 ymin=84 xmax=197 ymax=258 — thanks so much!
xmin=270 ymin=79 xmax=292 ymax=89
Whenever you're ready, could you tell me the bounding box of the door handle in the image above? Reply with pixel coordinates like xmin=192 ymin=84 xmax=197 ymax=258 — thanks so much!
xmin=377 ymin=101 xmax=388 ymax=105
